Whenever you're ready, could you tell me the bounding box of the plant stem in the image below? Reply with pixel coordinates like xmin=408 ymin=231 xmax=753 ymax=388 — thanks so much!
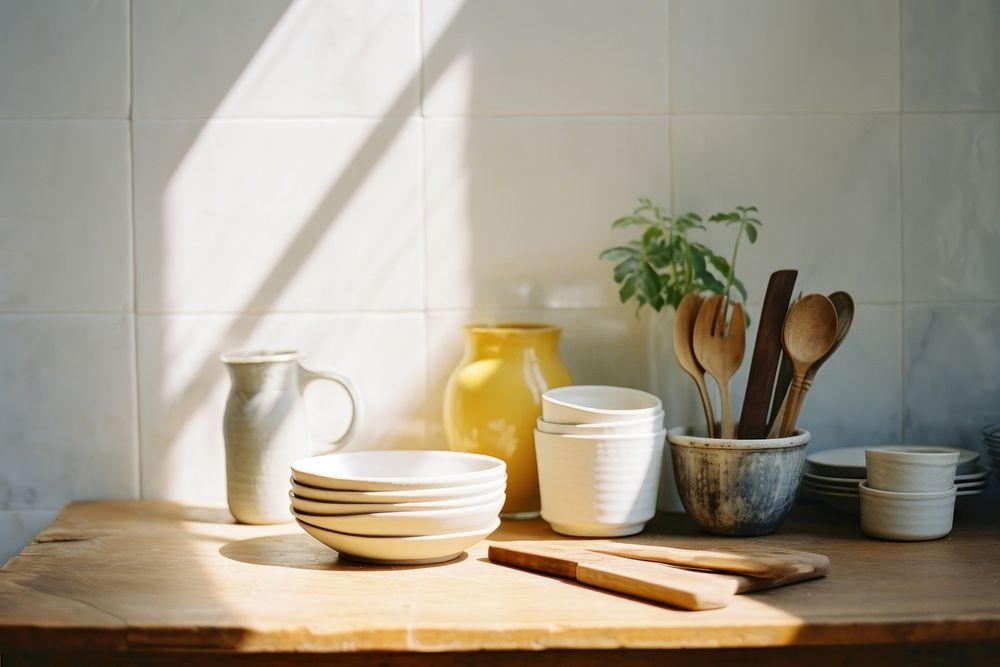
xmin=724 ymin=213 xmax=746 ymax=304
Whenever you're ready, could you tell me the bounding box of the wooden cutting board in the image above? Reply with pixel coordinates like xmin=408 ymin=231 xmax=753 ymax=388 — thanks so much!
xmin=488 ymin=541 xmax=829 ymax=611
xmin=591 ymin=542 xmax=829 ymax=581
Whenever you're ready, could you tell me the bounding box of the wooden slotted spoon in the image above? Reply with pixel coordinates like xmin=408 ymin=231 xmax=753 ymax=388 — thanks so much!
xmin=692 ymin=296 xmax=745 ymax=439
xmin=673 ymin=293 xmax=716 ymax=439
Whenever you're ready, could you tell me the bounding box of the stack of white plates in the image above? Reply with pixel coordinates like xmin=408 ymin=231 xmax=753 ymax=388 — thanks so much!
xmin=801 ymin=445 xmax=990 ymax=514
xmin=289 ymin=450 xmax=506 ymax=564
xmin=981 ymin=425 xmax=1000 ymax=475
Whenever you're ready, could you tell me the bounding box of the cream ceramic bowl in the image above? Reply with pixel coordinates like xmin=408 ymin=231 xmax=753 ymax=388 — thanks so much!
xmin=288 ymin=489 xmax=506 ymax=515
xmin=296 ymin=518 xmax=500 ymax=565
xmin=533 ymin=429 xmax=664 ymax=537
xmin=290 ymin=495 xmax=504 ymax=536
xmin=290 ymin=476 xmax=506 ymax=503
xmin=865 ymin=447 xmax=960 ymax=492
xmin=859 ymin=481 xmax=956 ymax=541
xmin=535 ymin=413 xmax=663 ymax=435
xmin=541 ymin=385 xmax=662 ymax=425
xmin=291 ymin=450 xmax=505 ymax=491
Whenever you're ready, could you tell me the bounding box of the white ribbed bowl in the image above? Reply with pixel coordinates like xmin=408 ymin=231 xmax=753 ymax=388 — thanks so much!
xmin=535 ymin=413 xmax=663 ymax=435
xmin=534 ymin=429 xmax=664 ymax=537
xmin=290 ymin=494 xmax=504 ymax=536
xmin=288 ymin=489 xmax=505 ymax=515
xmin=859 ymin=481 xmax=956 ymax=541
xmin=291 ymin=450 xmax=505 ymax=491
xmin=296 ymin=518 xmax=500 ymax=565
xmin=290 ymin=476 xmax=506 ymax=503
xmin=541 ymin=385 xmax=662 ymax=425
xmin=865 ymin=447 xmax=959 ymax=492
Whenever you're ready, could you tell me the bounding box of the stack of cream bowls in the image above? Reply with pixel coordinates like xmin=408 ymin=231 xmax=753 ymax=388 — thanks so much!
xmin=860 ymin=447 xmax=960 ymax=541
xmin=289 ymin=450 xmax=505 ymax=564
xmin=801 ymin=445 xmax=988 ymax=514
xmin=534 ymin=385 xmax=665 ymax=537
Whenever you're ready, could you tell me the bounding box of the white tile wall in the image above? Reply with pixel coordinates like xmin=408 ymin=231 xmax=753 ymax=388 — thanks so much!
xmin=904 ymin=304 xmax=1000 ymax=451
xmin=903 ymin=0 xmax=1000 ymax=111
xmin=133 ymin=0 xmax=421 ymax=119
xmin=672 ymin=0 xmax=899 ymax=112
xmin=0 ymin=121 xmax=132 ymax=313
xmin=133 ymin=119 xmax=424 ymax=313
xmin=903 ymin=114 xmax=1000 ymax=301
xmin=0 ymin=315 xmax=138 ymax=510
xmin=423 ymin=0 xmax=670 ymax=116
xmin=1 ymin=1 xmax=998 ymax=559
xmin=0 ymin=0 xmax=129 ymax=118
xmin=425 ymin=117 xmax=670 ymax=309
xmin=672 ymin=115 xmax=901 ymax=303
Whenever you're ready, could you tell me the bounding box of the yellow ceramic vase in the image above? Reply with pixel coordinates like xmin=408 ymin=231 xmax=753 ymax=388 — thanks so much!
xmin=443 ymin=323 xmax=573 ymax=519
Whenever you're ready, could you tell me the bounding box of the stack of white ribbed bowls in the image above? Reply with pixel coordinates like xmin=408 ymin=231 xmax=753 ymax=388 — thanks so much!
xmin=533 ymin=385 xmax=665 ymax=537
xmin=289 ymin=450 xmax=505 ymax=564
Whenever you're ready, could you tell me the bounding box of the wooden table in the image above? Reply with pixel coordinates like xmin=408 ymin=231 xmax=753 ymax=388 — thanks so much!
xmin=1 ymin=497 xmax=999 ymax=665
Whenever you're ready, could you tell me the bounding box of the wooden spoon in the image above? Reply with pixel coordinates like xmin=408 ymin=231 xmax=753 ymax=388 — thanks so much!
xmin=767 ymin=291 xmax=854 ymax=438
xmin=692 ymin=296 xmax=745 ymax=439
xmin=776 ymin=294 xmax=838 ymax=438
xmin=673 ymin=293 xmax=716 ymax=439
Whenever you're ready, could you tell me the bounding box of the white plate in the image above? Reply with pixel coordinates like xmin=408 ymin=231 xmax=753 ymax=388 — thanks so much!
xmin=956 ymin=465 xmax=994 ymax=482
xmin=806 ymin=446 xmax=980 ymax=478
xmin=289 ymin=490 xmax=505 ymax=515
xmin=803 ymin=471 xmax=863 ymax=488
xmin=802 ymin=479 xmax=859 ymax=495
xmin=290 ymin=496 xmax=504 ymax=536
xmin=802 ymin=482 xmax=986 ymax=516
xmin=803 ymin=464 xmax=991 ymax=487
xmin=290 ymin=476 xmax=506 ymax=503
xmin=296 ymin=518 xmax=500 ymax=564
xmin=291 ymin=450 xmax=506 ymax=491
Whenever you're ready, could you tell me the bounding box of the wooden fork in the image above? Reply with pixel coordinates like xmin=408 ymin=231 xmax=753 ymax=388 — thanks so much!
xmin=692 ymin=296 xmax=746 ymax=439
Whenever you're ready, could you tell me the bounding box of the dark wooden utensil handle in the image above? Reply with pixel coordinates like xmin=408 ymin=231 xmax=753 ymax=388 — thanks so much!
xmin=737 ymin=269 xmax=797 ymax=439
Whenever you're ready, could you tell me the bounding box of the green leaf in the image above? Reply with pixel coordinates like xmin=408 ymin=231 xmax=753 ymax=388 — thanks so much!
xmin=646 ymin=242 xmax=674 ymax=269
xmin=599 ymin=246 xmax=639 ymax=262
xmin=641 ymin=225 xmax=663 ymax=245
xmin=702 ymin=273 xmax=726 ymax=294
xmin=612 ymin=257 xmax=640 ymax=284
xmin=641 ymin=264 xmax=663 ymax=312
xmin=732 ymin=276 xmax=748 ymax=302
xmin=618 ymin=276 xmax=637 ymax=303
xmin=708 ymin=254 xmax=733 ymax=280
xmin=745 ymin=223 xmax=758 ymax=243
xmin=612 ymin=215 xmax=651 ymax=229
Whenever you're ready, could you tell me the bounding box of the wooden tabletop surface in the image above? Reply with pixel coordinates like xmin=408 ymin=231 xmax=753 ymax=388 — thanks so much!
xmin=1 ymin=496 xmax=999 ymax=655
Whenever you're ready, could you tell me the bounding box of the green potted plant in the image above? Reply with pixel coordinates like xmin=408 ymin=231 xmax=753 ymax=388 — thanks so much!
xmin=600 ymin=199 xmax=762 ymax=318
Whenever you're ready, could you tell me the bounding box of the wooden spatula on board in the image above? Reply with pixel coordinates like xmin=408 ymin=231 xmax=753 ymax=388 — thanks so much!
xmin=489 ymin=541 xmax=830 ymax=611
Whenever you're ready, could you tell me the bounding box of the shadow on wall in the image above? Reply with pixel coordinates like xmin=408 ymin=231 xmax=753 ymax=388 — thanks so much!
xmin=141 ymin=1 xmax=494 ymax=502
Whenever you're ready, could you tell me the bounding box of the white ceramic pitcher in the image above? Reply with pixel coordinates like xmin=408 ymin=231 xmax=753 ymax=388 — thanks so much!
xmin=221 ymin=349 xmax=361 ymax=524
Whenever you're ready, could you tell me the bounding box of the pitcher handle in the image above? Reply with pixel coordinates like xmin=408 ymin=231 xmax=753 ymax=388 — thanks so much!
xmin=298 ymin=366 xmax=363 ymax=448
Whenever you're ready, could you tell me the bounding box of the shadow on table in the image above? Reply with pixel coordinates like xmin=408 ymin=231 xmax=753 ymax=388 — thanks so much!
xmin=219 ymin=534 xmax=467 ymax=571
